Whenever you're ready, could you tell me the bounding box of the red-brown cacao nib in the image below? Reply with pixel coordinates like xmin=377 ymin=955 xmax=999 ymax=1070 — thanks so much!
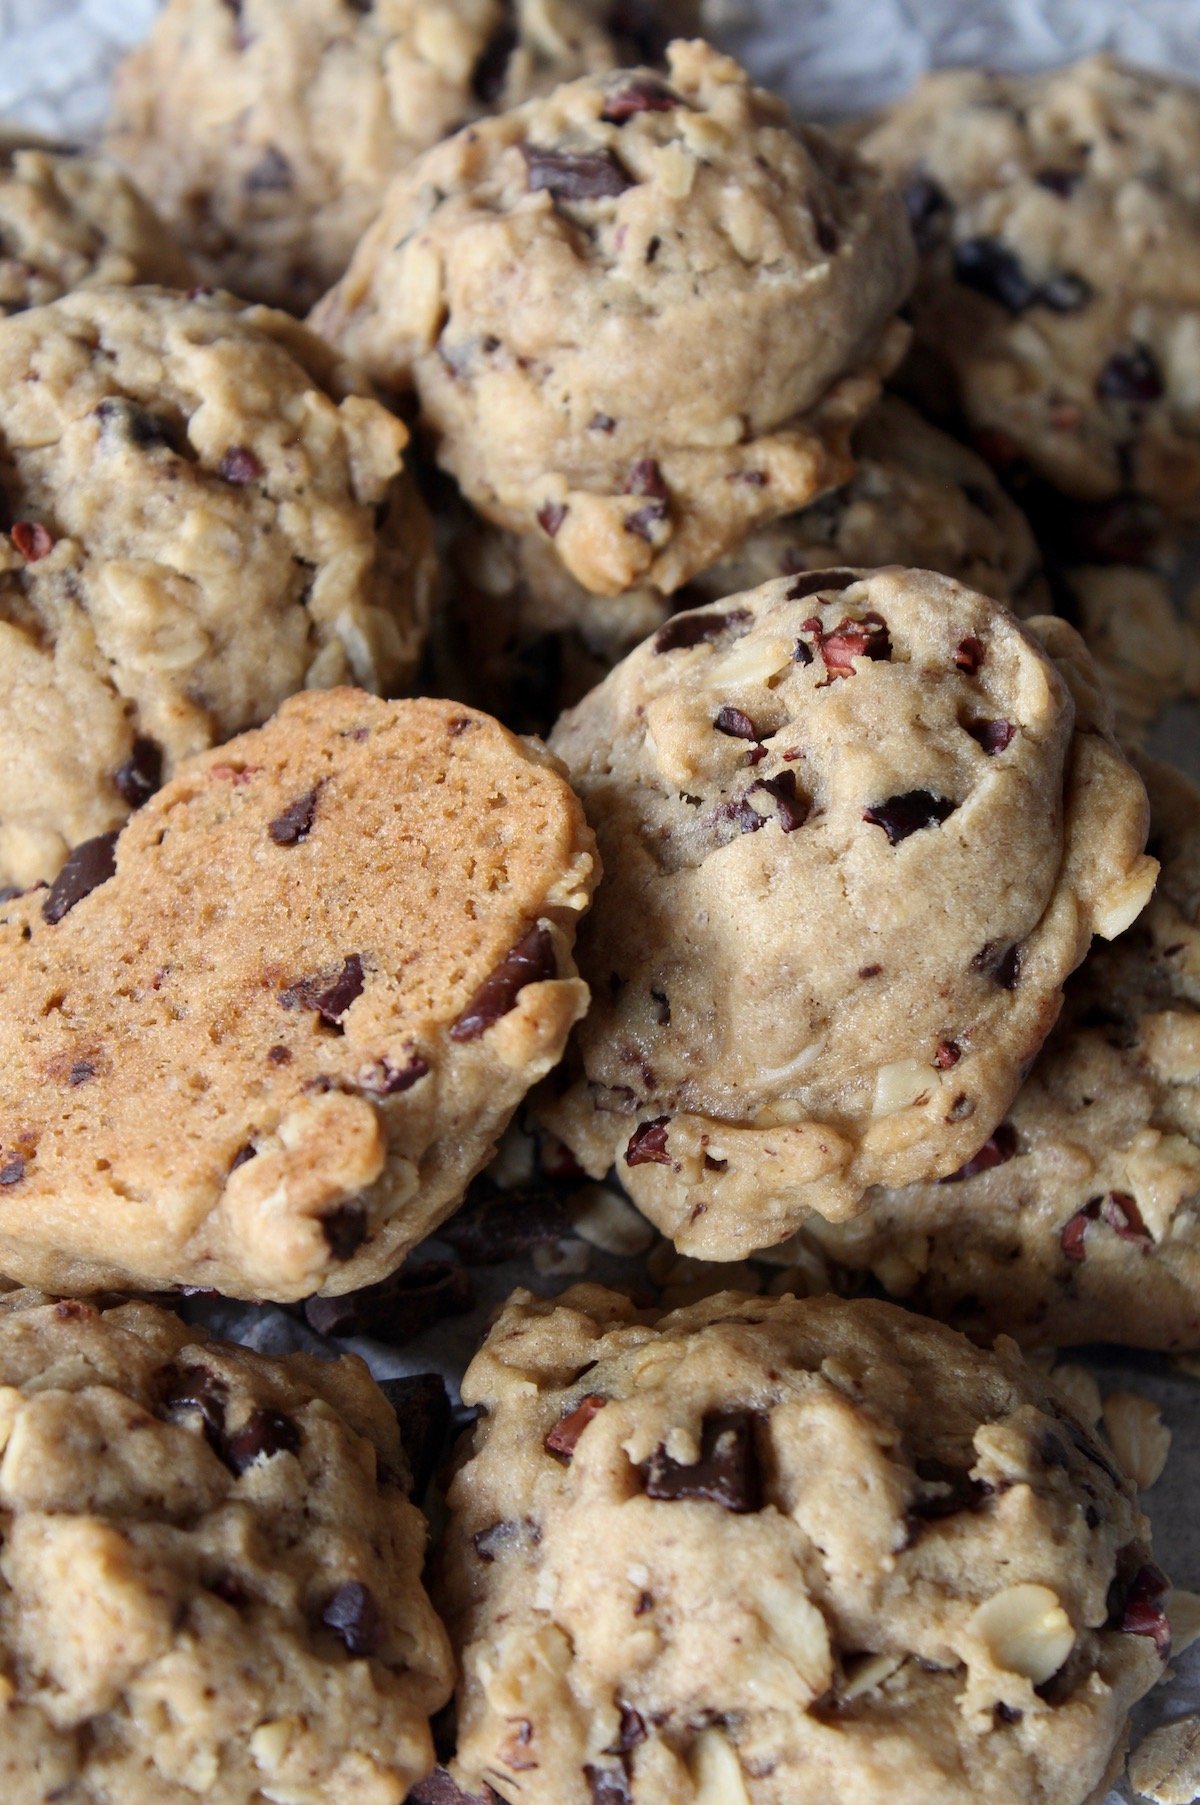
xmin=218 ymin=444 xmax=263 ymax=484
xmin=224 ymin=1408 xmax=301 ymax=1475
xmin=11 ymin=519 xmax=53 ymax=561
xmin=623 ymin=458 xmax=668 ymax=498
xmin=1061 ymin=1190 xmax=1151 ymax=1262
xmin=601 ymin=77 xmax=681 ymax=122
xmin=751 ymin=769 xmax=809 ymax=831
xmin=450 ymin=924 xmax=556 ymax=1041
xmin=304 ymin=1259 xmax=474 ymax=1343
xmin=521 ymin=144 xmax=633 ymax=201
xmin=439 ymin=1184 xmax=573 ymax=1263
xmin=280 ymin=954 xmax=365 ymax=1027
xmin=653 ymin=607 xmax=750 ymax=654
xmin=113 ymin=737 xmax=163 ymax=807
xmin=377 ymin=1372 xmax=451 ymax=1498
xmin=546 ymin=1393 xmax=608 ymax=1458
xmin=625 ymin=1117 xmax=672 ymax=1166
xmin=43 ymin=830 xmax=119 ymax=923
xmin=537 ymin=501 xmax=567 ymax=537
xmin=1110 ymin=1562 xmax=1171 ymax=1658
xmin=1097 ymin=344 xmax=1164 ymax=403
xmin=321 ymin=1581 xmax=383 ymax=1657
xmin=268 ymin=785 xmax=322 ymax=845
xmin=642 ymin=1410 xmax=761 ymax=1512
xmin=941 ymin=1122 xmax=1017 ymax=1183
xmin=713 ymin=705 xmax=759 ymax=740
xmin=785 ymin=569 xmax=856 ymax=601
xmin=965 ymin=718 xmax=1015 ymax=754
xmin=954 ymin=635 xmax=986 ymax=674
xmin=863 ymin=790 xmax=956 ymax=845
xmin=934 ymin=1039 xmax=962 ymax=1070
xmin=803 ymin=610 xmax=891 ymax=678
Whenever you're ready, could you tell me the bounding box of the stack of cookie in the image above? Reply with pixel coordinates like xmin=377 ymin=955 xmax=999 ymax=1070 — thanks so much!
xmin=0 ymin=3 xmax=1194 ymax=1801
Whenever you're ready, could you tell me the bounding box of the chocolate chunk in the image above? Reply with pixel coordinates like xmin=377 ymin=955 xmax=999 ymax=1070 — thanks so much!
xmin=805 ymin=610 xmax=891 ymax=678
xmin=321 ymin=1581 xmax=383 ymax=1658
xmin=954 ymin=236 xmax=1040 ymax=313
xmin=1061 ymin=1190 xmax=1151 ymax=1263
xmin=268 ymin=786 xmax=321 ymax=846
xmin=159 ymin=1362 xmax=228 ymax=1453
xmin=786 ymin=569 xmax=856 ymax=602
xmin=537 ymin=501 xmax=566 ymax=537
xmin=43 ymin=830 xmax=119 ymax=923
xmin=707 ymin=796 xmax=767 ymax=844
xmin=713 ymin=706 xmax=759 ymax=741
xmin=245 ymin=145 xmax=294 ymax=193
xmin=440 ymin=1185 xmax=572 ymax=1263
xmin=521 ymin=144 xmax=632 ymax=202
xmin=624 ymin=457 xmax=668 ymax=499
xmin=0 ymin=1155 xmax=25 ymax=1186
xmin=450 ymin=924 xmax=556 ymax=1041
xmin=304 ymin=1259 xmax=474 ymax=1342
xmin=954 ymin=635 xmax=985 ymax=674
xmin=585 ymin=1767 xmax=632 ymax=1805
xmin=971 ymin=941 xmax=1020 ymax=988
xmin=377 ymin=1373 xmax=451 ymax=1498
xmin=965 ymin=718 xmax=1015 ymax=755
xmin=601 ymin=77 xmax=680 ymax=123
xmin=546 ymin=1393 xmax=608 ymax=1458
xmin=224 ymin=1408 xmax=301 ymax=1475
xmin=322 ymin=1203 xmax=368 ymax=1260
xmin=642 ymin=1410 xmax=761 ymax=1512
xmin=751 ymin=769 xmax=809 ymax=831
xmin=941 ymin=1122 xmax=1017 ymax=1183
xmin=1097 ymin=345 xmax=1164 ymax=404
xmin=357 ymin=1052 xmax=430 ymax=1095
xmin=863 ymin=790 xmax=956 ymax=845
xmin=654 ymin=607 xmax=750 ymax=654
xmin=280 ymin=954 xmax=365 ymax=1027
xmin=471 ymin=17 xmax=518 ymax=103
xmin=909 ymin=1456 xmax=993 ymax=1521
xmin=113 ymin=737 xmax=163 ymax=808
xmin=473 ymin=1516 xmax=542 ymax=1564
xmin=1040 ymin=272 xmax=1092 ymax=313
xmin=218 ymin=444 xmax=263 ymax=484
xmin=792 ymin=637 xmax=813 ymax=666
xmin=408 ymin=1770 xmax=499 ymax=1805
xmin=902 ymin=173 xmax=948 ymax=248
xmin=625 ymin=1117 xmax=672 ymax=1167
xmin=11 ymin=520 xmax=53 ymax=561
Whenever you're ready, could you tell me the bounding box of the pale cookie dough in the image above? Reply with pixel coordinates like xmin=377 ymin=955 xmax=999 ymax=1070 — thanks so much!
xmin=106 ymin=0 xmax=663 ymax=313
xmin=440 ymin=1284 xmax=1168 ymax=1805
xmin=539 ymin=569 xmax=1156 ymax=1256
xmin=1057 ymin=563 xmax=1200 ymax=743
xmin=0 ymin=1288 xmax=453 ymax=1805
xmin=312 ymin=41 xmax=915 ymax=597
xmin=0 ymin=286 xmax=437 ymax=890
xmin=0 ymin=688 xmax=597 ymax=1302
xmin=807 ymin=759 xmax=1200 ymax=1350
xmin=0 ymin=136 xmax=195 ymax=314
xmin=859 ymin=57 xmax=1200 ymax=522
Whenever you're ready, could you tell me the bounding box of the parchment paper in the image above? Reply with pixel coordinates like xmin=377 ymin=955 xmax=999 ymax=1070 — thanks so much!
xmin=5 ymin=2 xmax=1200 ymax=1797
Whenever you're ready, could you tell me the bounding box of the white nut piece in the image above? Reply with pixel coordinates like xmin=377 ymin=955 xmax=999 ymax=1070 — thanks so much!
xmin=839 ymin=1650 xmax=904 ymax=1703
xmin=689 ymin=1728 xmax=752 ymax=1805
xmin=569 ymin=1183 xmax=656 ymax=1256
xmin=1051 ymin=1363 xmax=1103 ymax=1427
xmin=1128 ymin=1715 xmax=1200 ymax=1804
xmin=968 ymin=1583 xmax=1075 ymax=1685
xmin=872 ymin=1059 xmax=934 ymax=1116
xmin=1102 ymin=1392 xmax=1172 ymax=1491
xmin=531 ymin=1239 xmax=591 ymax=1279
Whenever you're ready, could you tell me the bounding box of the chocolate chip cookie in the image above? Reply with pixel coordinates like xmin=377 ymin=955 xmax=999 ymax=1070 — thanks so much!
xmin=0 ymin=135 xmax=194 ymax=314
xmin=0 ymin=1288 xmax=452 ymax=1803
xmin=440 ymin=1284 xmax=1167 ymax=1805
xmin=859 ymin=57 xmax=1200 ymax=521
xmin=312 ymin=41 xmax=915 ymax=597
xmin=809 ymin=758 xmax=1200 ymax=1350
xmin=0 ymin=286 xmax=436 ymax=890
xmin=539 ymin=569 xmax=1156 ymax=1255
xmin=0 ymin=688 xmax=597 ymax=1302
xmin=106 ymin=0 xmax=649 ymax=312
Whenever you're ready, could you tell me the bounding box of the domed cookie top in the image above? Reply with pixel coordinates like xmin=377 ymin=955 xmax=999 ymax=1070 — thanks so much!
xmin=0 ymin=286 xmax=435 ymax=890
xmin=312 ymin=40 xmax=915 ymax=596
xmin=541 ymin=568 xmax=1155 ymax=1255
xmin=106 ymin=0 xmax=655 ymax=312
xmin=0 ymin=1289 xmax=452 ymax=1802
xmin=859 ymin=56 xmax=1200 ymax=521
xmin=0 ymin=688 xmax=597 ymax=1302
xmin=441 ymin=1284 xmax=1166 ymax=1805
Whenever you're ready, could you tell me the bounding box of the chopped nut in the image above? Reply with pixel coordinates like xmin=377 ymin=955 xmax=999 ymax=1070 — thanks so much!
xmin=689 ymin=1728 xmax=751 ymax=1805
xmin=1092 ymin=855 xmax=1159 ymax=940
xmin=969 ymin=1583 xmax=1075 ymax=1683
xmin=712 ymin=633 xmax=794 ymax=688
xmin=249 ymin=1718 xmax=296 ymax=1772
xmin=1102 ymin=1393 xmax=1172 ymax=1490
xmin=569 ymin=1183 xmax=655 ymax=1255
xmin=1051 ymin=1364 xmax=1103 ymax=1427
xmin=531 ymin=1239 xmax=591 ymax=1278
xmin=1128 ymin=1715 xmax=1200 ymax=1804
xmin=872 ymin=1059 xmax=935 ymax=1115
xmin=839 ymin=1650 xmax=904 ymax=1703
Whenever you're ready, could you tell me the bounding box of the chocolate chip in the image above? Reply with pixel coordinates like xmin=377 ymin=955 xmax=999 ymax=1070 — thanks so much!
xmin=909 ymin=1456 xmax=993 ymax=1521
xmin=902 ymin=173 xmax=948 ymax=248
xmin=965 ymin=718 xmax=1015 ymax=755
xmin=1035 ymin=167 xmax=1082 ymax=197
xmin=954 ymin=236 xmax=1040 ymax=313
xmin=113 ymin=737 xmax=163 ymax=808
xmin=642 ymin=1410 xmax=761 ymax=1512
xmin=245 ymin=145 xmax=294 ymax=193
xmin=473 ymin=1516 xmax=542 ymax=1563
xmin=954 ymin=635 xmax=985 ymax=674
xmin=0 ymin=1155 xmax=25 ymax=1186
xmin=471 ymin=17 xmax=518 ymax=102
xmin=521 ymin=144 xmax=632 ymax=201
xmin=357 ymin=1052 xmax=430 ymax=1095
xmin=450 ymin=925 xmax=556 ymax=1042
xmin=585 ymin=1767 xmax=631 ymax=1805
xmin=304 ymin=1259 xmax=473 ymax=1342
xmin=995 ymin=1702 xmax=1024 ymax=1726
xmin=377 ymin=1372 xmax=450 ymax=1497
xmin=218 ymin=444 xmax=263 ymax=484
xmin=1040 ymin=272 xmax=1093 ymax=313
xmin=601 ymin=77 xmax=680 ymax=123
xmin=268 ymin=786 xmax=321 ymax=846
xmin=804 ymin=611 xmax=891 ymax=678
xmin=654 ymin=607 xmax=750 ymax=654
xmin=863 ymin=790 xmax=956 ymax=845
xmin=713 ymin=706 xmax=759 ymax=741
xmin=1061 ymin=1190 xmax=1151 ymax=1262
xmin=280 ymin=954 xmax=365 ymax=1027
xmin=792 ymin=638 xmax=813 ymax=665
xmin=322 ymin=1203 xmax=368 ymax=1260
xmin=321 ymin=1581 xmax=383 ymax=1657
xmin=439 ymin=1185 xmax=572 ymax=1263
xmin=546 ymin=1393 xmax=608 ymax=1458
xmin=1097 ymin=345 xmax=1164 ymax=403
xmin=43 ymin=830 xmax=119 ymax=923
xmin=941 ymin=1122 xmax=1017 ymax=1183
xmin=624 ymin=457 xmax=667 ymax=499
xmin=537 ymin=501 xmax=566 ymax=537
xmin=751 ymin=769 xmax=809 ymax=831
xmin=625 ymin=1117 xmax=672 ymax=1167
xmin=785 ymin=569 xmax=855 ymax=602
xmin=11 ymin=520 xmax=53 ymax=561
xmin=159 ymin=1362 xmax=228 ymax=1453
xmin=224 ymin=1408 xmax=301 ymax=1475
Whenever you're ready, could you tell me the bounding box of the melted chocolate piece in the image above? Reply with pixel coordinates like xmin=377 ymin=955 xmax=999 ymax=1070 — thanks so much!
xmin=268 ymin=786 xmax=321 ymax=846
xmin=224 ymin=1408 xmax=301 ymax=1475
xmin=439 ymin=1185 xmax=572 ymax=1263
xmin=521 ymin=144 xmax=633 ymax=201
xmin=113 ymin=737 xmax=163 ymax=808
xmin=43 ymin=831 xmax=119 ymax=923
xmin=654 ymin=608 xmax=750 ymax=654
xmin=642 ymin=1410 xmax=762 ymax=1512
xmin=280 ymin=954 xmax=365 ymax=1027
xmin=321 ymin=1580 xmax=383 ymax=1657
xmin=377 ymin=1372 xmax=451 ymax=1497
xmin=450 ymin=925 xmax=556 ymax=1041
xmin=863 ymin=790 xmax=956 ymax=845
xmin=625 ymin=1117 xmax=672 ymax=1167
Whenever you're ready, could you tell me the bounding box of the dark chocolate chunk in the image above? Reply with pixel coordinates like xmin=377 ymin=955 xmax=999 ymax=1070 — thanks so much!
xmin=224 ymin=1408 xmax=301 ymax=1475
xmin=863 ymin=790 xmax=956 ymax=845
xmin=1097 ymin=344 xmax=1164 ymax=404
xmin=521 ymin=144 xmax=632 ymax=201
xmin=471 ymin=17 xmax=518 ymax=103
xmin=625 ymin=1117 xmax=672 ymax=1167
xmin=407 ymin=1770 xmax=499 ymax=1805
xmin=113 ymin=737 xmax=163 ymax=808
xmin=785 ymin=569 xmax=856 ymax=602
xmin=546 ymin=1393 xmax=608 ymax=1458
xmin=43 ymin=830 xmax=119 ymax=923
xmin=601 ymin=77 xmax=680 ymax=123
xmin=280 ymin=954 xmax=365 ymax=1027
xmin=321 ymin=1580 xmax=383 ymax=1657
xmin=268 ymin=786 xmax=321 ymax=846
xmin=750 ymin=769 xmax=809 ymax=831
xmin=971 ymin=941 xmax=1020 ymax=988
xmin=653 ymin=607 xmax=750 ymax=654
xmin=642 ymin=1410 xmax=761 ymax=1512
xmin=941 ymin=1122 xmax=1017 ymax=1183
xmin=954 ymin=236 xmax=1040 ymax=313
xmin=159 ymin=1362 xmax=228 ymax=1453
xmin=322 ymin=1204 xmax=368 ymax=1260
xmin=440 ymin=1185 xmax=572 ymax=1263
xmin=450 ymin=924 xmax=556 ymax=1041
xmin=377 ymin=1372 xmax=451 ymax=1498
xmin=713 ymin=706 xmax=759 ymax=741
xmin=304 ymin=1259 xmax=474 ymax=1342
xmin=623 ymin=457 xmax=668 ymax=499
xmin=965 ymin=718 xmax=1015 ymax=755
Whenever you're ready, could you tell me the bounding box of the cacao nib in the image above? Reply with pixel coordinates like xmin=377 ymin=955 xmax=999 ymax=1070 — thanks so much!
xmin=786 ymin=569 xmax=855 ymax=602
xmin=357 ymin=1052 xmax=430 ymax=1095
xmin=473 ymin=1516 xmax=541 ymax=1563
xmin=377 ymin=1372 xmax=451 ymax=1497
xmin=934 ymin=1040 xmax=961 ymax=1069
xmin=521 ymin=144 xmax=633 ymax=202
xmin=95 ymin=397 xmax=180 ymax=451
xmin=965 ymin=718 xmax=1015 ymax=754
xmin=1061 ymin=1190 xmax=1151 ymax=1262
xmin=321 ymin=1581 xmax=383 ymax=1657
xmin=450 ymin=924 xmax=556 ymax=1041
xmin=654 ymin=607 xmax=750 ymax=654
xmin=229 ymin=1142 xmax=256 ymax=1171
xmin=322 ymin=1203 xmax=368 ymax=1260
xmin=114 ymin=737 xmax=163 ymax=807
xmin=713 ymin=706 xmax=759 ymax=741
xmin=601 ymin=78 xmax=680 ymax=123
xmin=954 ymin=635 xmax=986 ymax=674
xmin=471 ymin=18 xmax=518 ymax=103
xmin=159 ymin=1362 xmax=228 ymax=1453
xmin=1113 ymin=1563 xmax=1171 ymax=1658
xmin=439 ymin=1185 xmax=572 ymax=1263
xmin=623 ymin=458 xmax=668 ymax=499
xmin=624 ymin=499 xmax=668 ymax=541
xmin=224 ymin=1408 xmax=301 ymax=1475
xmin=218 ymin=444 xmax=263 ymax=484
xmin=304 ymin=1260 xmax=473 ymax=1343
xmin=607 ymin=1706 xmax=647 ymax=1755
xmin=537 ymin=501 xmax=567 ymax=537
xmin=863 ymin=790 xmax=956 ymax=845
xmin=954 ymin=237 xmax=1040 ymax=313
xmin=642 ymin=1410 xmax=761 ymax=1512
xmin=43 ymin=830 xmax=119 ymax=923
xmin=0 ymin=1156 xmax=25 ymax=1186
xmin=408 ymin=1770 xmax=499 ymax=1805
xmin=710 ymin=796 xmax=765 ymax=841
xmin=280 ymin=954 xmax=365 ymax=1027
xmin=268 ymin=786 xmax=321 ymax=845
xmin=1097 ymin=345 xmax=1164 ymax=404
xmin=805 ymin=610 xmax=891 ymax=678
xmin=11 ymin=520 xmax=53 ymax=561
xmin=941 ymin=1122 xmax=1017 ymax=1183
xmin=625 ymin=1117 xmax=672 ymax=1166
xmin=546 ymin=1393 xmax=608 ymax=1458
xmin=750 ymin=769 xmax=809 ymax=831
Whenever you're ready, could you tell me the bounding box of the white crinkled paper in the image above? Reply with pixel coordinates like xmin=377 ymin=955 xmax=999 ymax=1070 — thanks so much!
xmin=4 ymin=2 xmax=1200 ymax=1799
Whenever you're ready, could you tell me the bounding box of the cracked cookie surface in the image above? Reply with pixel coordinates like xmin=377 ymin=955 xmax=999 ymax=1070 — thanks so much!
xmin=312 ymin=40 xmax=914 ymax=597
xmin=0 ymin=286 xmax=436 ymax=890
xmin=0 ymin=688 xmax=597 ymax=1302
xmin=440 ymin=1284 xmax=1166 ymax=1805
xmin=0 ymin=1289 xmax=452 ymax=1805
xmin=540 ymin=568 xmax=1155 ymax=1255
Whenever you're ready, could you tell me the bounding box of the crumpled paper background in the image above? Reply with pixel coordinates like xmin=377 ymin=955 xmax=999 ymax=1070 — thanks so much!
xmin=4 ymin=1 xmax=1200 ymax=1798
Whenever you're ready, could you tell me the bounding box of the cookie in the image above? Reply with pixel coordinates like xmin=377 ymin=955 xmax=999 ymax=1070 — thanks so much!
xmin=0 ymin=286 xmax=436 ymax=890
xmin=808 ymin=758 xmax=1200 ymax=1350
xmin=312 ymin=41 xmax=915 ymax=597
xmin=1057 ymin=563 xmax=1200 ymax=742
xmin=0 ymin=1288 xmax=452 ymax=1803
xmin=106 ymin=0 xmax=657 ymax=313
xmin=0 ymin=688 xmax=597 ymax=1302
xmin=440 ymin=1284 xmax=1167 ymax=1805
xmin=538 ymin=569 xmax=1156 ymax=1256
xmin=859 ymin=57 xmax=1200 ymax=521
xmin=0 ymin=135 xmax=194 ymax=314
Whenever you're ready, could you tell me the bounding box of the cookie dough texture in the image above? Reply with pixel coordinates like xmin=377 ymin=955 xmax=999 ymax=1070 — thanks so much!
xmin=0 ymin=688 xmax=597 ymax=1302
xmin=441 ymin=1285 xmax=1166 ymax=1805
xmin=312 ymin=41 xmax=916 ymax=597
xmin=106 ymin=0 xmax=654 ymax=313
xmin=860 ymin=57 xmax=1200 ymax=521
xmin=811 ymin=760 xmax=1200 ymax=1350
xmin=0 ymin=286 xmax=436 ymax=890
xmin=0 ymin=137 xmax=195 ymax=314
xmin=0 ymin=1289 xmax=452 ymax=1805
xmin=540 ymin=569 xmax=1157 ymax=1256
